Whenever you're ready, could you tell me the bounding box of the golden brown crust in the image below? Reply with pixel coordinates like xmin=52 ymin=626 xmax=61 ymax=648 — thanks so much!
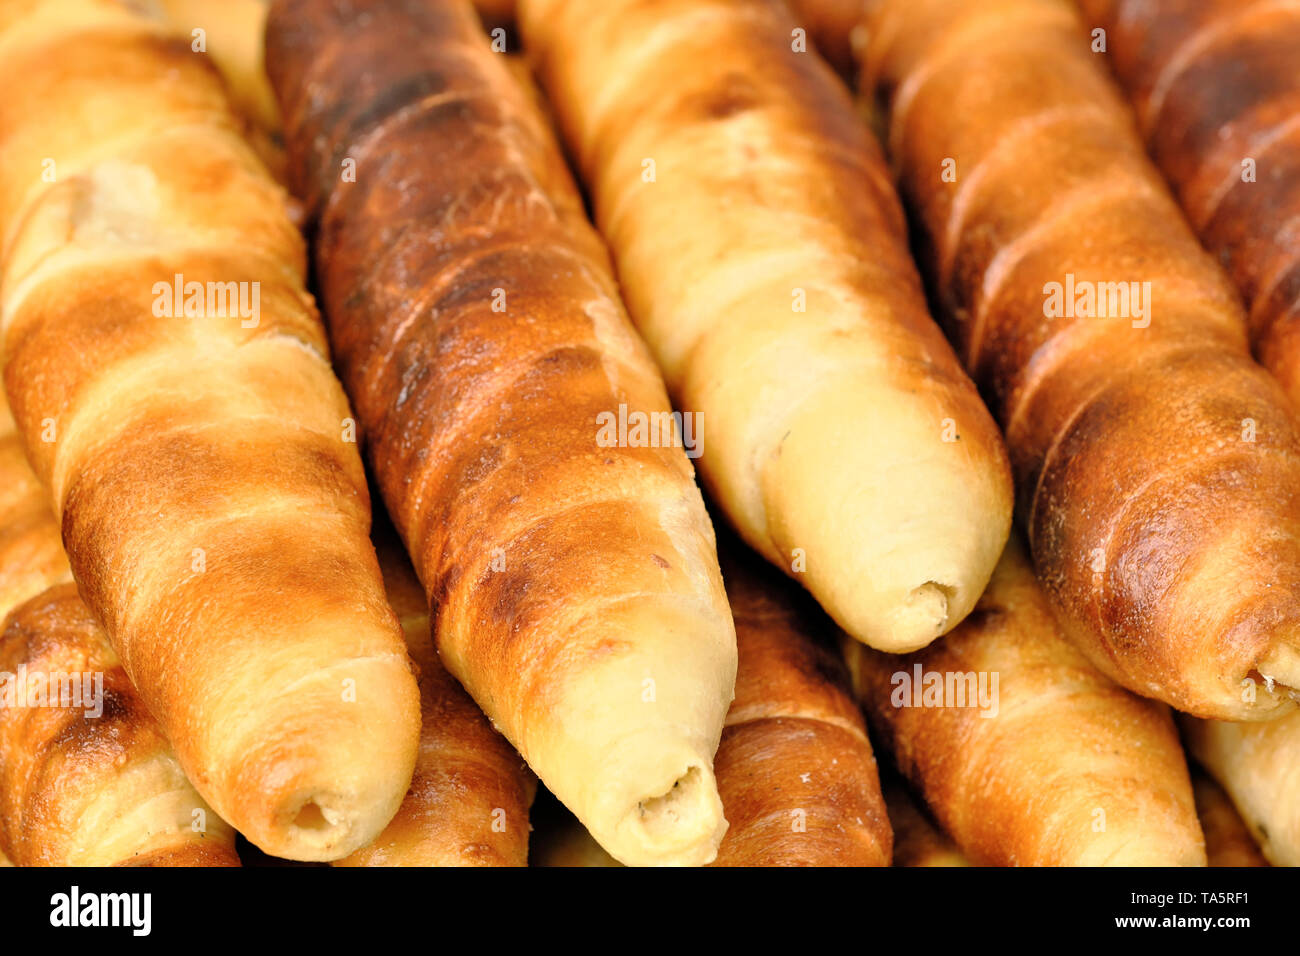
xmin=1191 ymin=771 xmax=1269 ymax=867
xmin=147 ymin=0 xmax=286 ymax=180
xmin=336 ymin=525 xmax=536 ymax=867
xmin=520 ymin=0 xmax=1013 ymax=654
xmin=844 ymin=540 xmax=1206 ymax=866
xmin=267 ymin=0 xmax=736 ymax=866
xmin=714 ymin=549 xmax=890 ymax=866
xmin=0 ymin=585 xmax=240 ymax=867
xmin=1078 ymin=0 xmax=1300 ymax=404
xmin=117 ymin=843 xmax=242 ymax=868
xmin=0 ymin=0 xmax=420 ymax=860
xmin=151 ymin=0 xmax=279 ymax=131
xmin=0 ymin=390 xmax=237 ymax=867
xmin=860 ymin=0 xmax=1300 ymax=719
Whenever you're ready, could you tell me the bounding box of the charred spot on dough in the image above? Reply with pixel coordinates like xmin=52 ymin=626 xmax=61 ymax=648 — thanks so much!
xmin=1257 ymin=260 xmax=1300 ymax=332
xmin=92 ymin=686 xmax=132 ymax=724
xmin=478 ymin=538 xmax=541 ymax=632
xmin=47 ymin=686 xmax=134 ymax=757
xmin=650 ymin=553 xmax=671 ymax=570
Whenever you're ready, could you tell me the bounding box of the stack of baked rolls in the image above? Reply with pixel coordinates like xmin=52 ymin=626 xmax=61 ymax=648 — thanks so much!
xmin=0 ymin=0 xmax=1292 ymax=867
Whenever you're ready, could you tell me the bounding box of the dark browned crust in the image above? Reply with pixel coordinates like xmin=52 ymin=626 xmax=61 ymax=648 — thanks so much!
xmin=860 ymin=0 xmax=1300 ymax=719
xmin=1079 ymin=0 xmax=1300 ymax=402
xmin=712 ymin=549 xmax=890 ymax=867
xmin=1 ymin=394 xmax=238 ymax=867
xmin=267 ymin=0 xmax=725 ymax=765
xmin=0 ymin=1 xmax=419 ymax=858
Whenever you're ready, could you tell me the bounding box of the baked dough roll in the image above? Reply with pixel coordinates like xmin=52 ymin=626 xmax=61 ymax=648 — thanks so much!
xmin=148 ymin=0 xmax=285 ymax=180
xmin=0 ymin=0 xmax=420 ymax=861
xmin=0 ymin=395 xmax=238 ymax=868
xmin=335 ymin=524 xmax=536 ymax=867
xmin=881 ymin=777 xmax=969 ymax=867
xmin=1191 ymin=771 xmax=1270 ymax=868
xmin=843 ymin=540 xmax=1206 ymax=866
xmin=712 ymin=548 xmax=890 ymax=866
xmin=519 ymin=0 xmax=1013 ymax=653
xmin=266 ymin=0 xmax=736 ymax=866
xmin=0 ymin=587 xmax=241 ymax=867
xmin=1078 ymin=0 xmax=1300 ymax=406
xmin=537 ymin=543 xmax=893 ymax=867
xmin=1182 ymin=711 xmax=1300 ymax=866
xmin=858 ymin=0 xmax=1300 ymax=718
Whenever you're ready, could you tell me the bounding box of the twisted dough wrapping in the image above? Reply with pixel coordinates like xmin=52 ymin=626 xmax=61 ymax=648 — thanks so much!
xmin=520 ymin=0 xmax=1013 ymax=654
xmin=711 ymin=548 xmax=890 ymax=866
xmin=1078 ymin=0 xmax=1300 ymax=407
xmin=149 ymin=0 xmax=279 ymax=133
xmin=859 ymin=0 xmax=1300 ymax=718
xmin=0 ymin=0 xmax=420 ymax=860
xmin=535 ymin=542 xmax=892 ymax=867
xmin=843 ymin=541 xmax=1206 ymax=865
xmin=0 ymin=393 xmax=238 ymax=867
xmin=0 ymin=587 xmax=241 ymax=867
xmin=147 ymin=0 xmax=286 ymax=181
xmin=266 ymin=0 xmax=736 ymax=866
xmin=335 ymin=523 xmax=536 ymax=867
